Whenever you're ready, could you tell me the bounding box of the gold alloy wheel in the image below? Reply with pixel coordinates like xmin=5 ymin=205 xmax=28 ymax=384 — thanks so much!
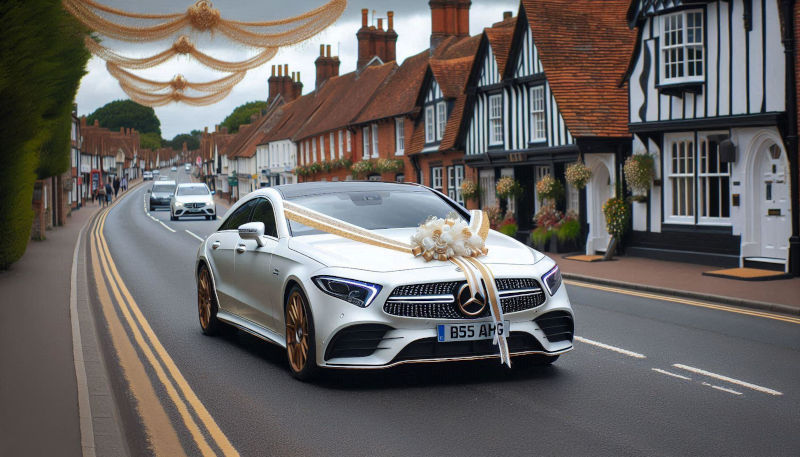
xmin=285 ymin=291 xmax=310 ymax=373
xmin=197 ymin=268 xmax=213 ymax=331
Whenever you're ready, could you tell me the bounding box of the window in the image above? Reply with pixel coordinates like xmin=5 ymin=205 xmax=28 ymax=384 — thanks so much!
xmin=667 ymin=138 xmax=695 ymax=220
xmin=447 ymin=165 xmax=465 ymax=205
xmin=698 ymin=135 xmax=730 ymax=220
xmin=479 ymin=170 xmax=496 ymax=209
xmin=661 ymin=10 xmax=703 ymax=83
xmin=436 ymin=101 xmax=447 ymax=141
xmin=488 ymin=94 xmax=503 ymax=145
xmin=319 ymin=135 xmax=325 ymax=160
xmin=329 ymin=132 xmax=335 ymax=160
xmin=346 ymin=130 xmax=352 ymax=152
xmin=362 ymin=126 xmax=370 ymax=158
xmin=425 ymin=105 xmax=435 ymax=143
xmin=219 ymin=198 xmax=258 ymax=231
xmin=395 ymin=118 xmax=405 ymax=155
xmin=530 ymin=86 xmax=546 ymax=142
xmin=251 ymin=198 xmax=278 ymax=237
xmin=338 ymin=130 xmax=344 ymax=159
xmin=371 ymin=123 xmax=379 ymax=158
xmin=431 ymin=166 xmax=443 ymax=191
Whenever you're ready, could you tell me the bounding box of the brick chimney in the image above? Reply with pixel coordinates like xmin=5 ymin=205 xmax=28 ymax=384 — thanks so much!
xmin=315 ymin=44 xmax=340 ymax=90
xmin=430 ymin=0 xmax=470 ymax=49
xmin=268 ymin=65 xmax=280 ymax=101
xmin=385 ymin=11 xmax=398 ymax=62
xmin=292 ymin=72 xmax=304 ymax=100
xmin=356 ymin=8 xmax=375 ymax=70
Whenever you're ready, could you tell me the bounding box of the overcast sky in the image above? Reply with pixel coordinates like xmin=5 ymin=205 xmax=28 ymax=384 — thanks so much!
xmin=75 ymin=0 xmax=518 ymax=139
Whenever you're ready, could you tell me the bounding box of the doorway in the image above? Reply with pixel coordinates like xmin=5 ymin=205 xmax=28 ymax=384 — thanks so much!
xmin=755 ymin=142 xmax=791 ymax=261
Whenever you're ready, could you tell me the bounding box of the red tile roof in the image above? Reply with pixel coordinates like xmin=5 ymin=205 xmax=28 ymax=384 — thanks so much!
xmin=522 ymin=0 xmax=636 ymax=137
xmin=484 ymin=18 xmax=516 ymax=77
xmin=226 ymin=101 xmax=282 ymax=159
xmin=354 ymin=50 xmax=431 ymax=124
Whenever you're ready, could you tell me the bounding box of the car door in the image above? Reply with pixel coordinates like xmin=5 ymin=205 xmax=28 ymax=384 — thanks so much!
xmin=206 ymin=199 xmax=257 ymax=315
xmin=232 ymin=198 xmax=280 ymax=331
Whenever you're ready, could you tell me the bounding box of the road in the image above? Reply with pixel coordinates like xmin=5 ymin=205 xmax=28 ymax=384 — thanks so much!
xmin=91 ymin=168 xmax=800 ymax=456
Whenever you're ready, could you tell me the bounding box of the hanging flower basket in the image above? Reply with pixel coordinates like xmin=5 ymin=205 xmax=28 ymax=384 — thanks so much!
xmin=375 ymin=158 xmax=404 ymax=173
xmin=350 ymin=160 xmax=373 ymax=177
xmin=496 ymin=176 xmax=522 ymax=199
xmin=535 ymin=174 xmax=564 ymax=203
xmin=623 ymin=154 xmax=655 ymax=198
xmin=484 ymin=206 xmax=503 ymax=230
xmin=294 ymin=165 xmax=309 ymax=176
xmin=308 ymin=162 xmax=322 ymax=175
xmin=565 ymin=161 xmax=592 ymax=190
xmin=460 ymin=179 xmax=478 ymax=201
xmin=333 ymin=158 xmax=352 ymax=170
xmin=602 ymin=197 xmax=630 ymax=238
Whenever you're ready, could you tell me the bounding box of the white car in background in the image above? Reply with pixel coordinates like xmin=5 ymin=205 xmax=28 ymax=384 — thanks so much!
xmin=195 ymin=182 xmax=574 ymax=380
xmin=171 ymin=183 xmax=216 ymax=220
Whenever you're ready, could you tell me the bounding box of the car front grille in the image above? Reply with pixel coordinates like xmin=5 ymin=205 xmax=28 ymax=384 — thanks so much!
xmin=384 ymin=278 xmax=546 ymax=319
xmin=534 ymin=311 xmax=574 ymax=343
xmin=391 ymin=332 xmax=545 ymax=363
xmin=186 ymin=202 xmax=206 ymax=208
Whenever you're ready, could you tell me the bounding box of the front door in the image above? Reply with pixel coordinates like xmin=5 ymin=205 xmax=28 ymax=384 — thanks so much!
xmin=758 ymin=144 xmax=791 ymax=260
xmin=586 ymin=162 xmax=611 ymax=254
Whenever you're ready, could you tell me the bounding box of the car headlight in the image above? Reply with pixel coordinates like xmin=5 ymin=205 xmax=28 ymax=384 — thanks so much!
xmin=542 ymin=265 xmax=562 ymax=296
xmin=312 ymin=276 xmax=382 ymax=308
xmin=174 ymin=201 xmax=183 ymax=207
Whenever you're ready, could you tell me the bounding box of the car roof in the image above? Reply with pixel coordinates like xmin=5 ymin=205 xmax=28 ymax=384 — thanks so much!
xmin=153 ymin=180 xmax=176 ymax=185
xmin=176 ymin=182 xmax=207 ymax=187
xmin=273 ymin=181 xmax=425 ymax=199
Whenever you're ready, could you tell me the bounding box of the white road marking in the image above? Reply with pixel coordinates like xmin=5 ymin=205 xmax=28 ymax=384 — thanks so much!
xmin=651 ymin=368 xmax=692 ymax=381
xmin=185 ymin=230 xmax=204 ymax=242
xmin=574 ymin=336 xmax=646 ymax=359
xmin=158 ymin=221 xmax=176 ymax=233
xmin=702 ymin=382 xmax=743 ymax=396
xmin=673 ymin=364 xmax=783 ymax=396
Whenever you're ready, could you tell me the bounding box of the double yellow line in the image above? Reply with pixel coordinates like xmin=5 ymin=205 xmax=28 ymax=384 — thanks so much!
xmin=565 ymin=279 xmax=800 ymax=325
xmin=90 ymin=200 xmax=238 ymax=456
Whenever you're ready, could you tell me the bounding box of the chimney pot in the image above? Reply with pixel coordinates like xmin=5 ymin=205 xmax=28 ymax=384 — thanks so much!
xmin=278 ymin=65 xmax=282 ymax=76
xmin=284 ymin=64 xmax=288 ymax=76
xmin=319 ymin=44 xmax=325 ymax=56
xmin=361 ymin=8 xmax=368 ymax=27
xmin=388 ymin=11 xmax=394 ymax=30
xmin=271 ymin=65 xmax=275 ymax=76
xmin=377 ymin=18 xmax=383 ymax=30
xmin=326 ymin=44 xmax=331 ymax=57
xmin=503 ymin=11 xmax=512 ymax=20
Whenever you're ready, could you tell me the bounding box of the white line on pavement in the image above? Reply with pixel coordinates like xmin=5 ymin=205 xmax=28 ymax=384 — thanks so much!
xmin=702 ymin=382 xmax=743 ymax=396
xmin=574 ymin=336 xmax=647 ymax=359
xmin=674 ymin=364 xmax=783 ymax=396
xmin=651 ymin=368 xmax=692 ymax=381
xmin=185 ymin=230 xmax=204 ymax=242
xmin=158 ymin=221 xmax=176 ymax=233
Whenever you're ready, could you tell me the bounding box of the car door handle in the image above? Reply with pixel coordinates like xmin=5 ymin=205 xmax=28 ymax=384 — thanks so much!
xmin=236 ymin=244 xmax=246 ymax=253
xmin=211 ymin=241 xmax=220 ymax=250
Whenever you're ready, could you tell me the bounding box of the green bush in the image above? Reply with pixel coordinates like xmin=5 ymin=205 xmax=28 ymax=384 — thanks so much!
xmin=531 ymin=226 xmax=550 ymax=246
xmin=499 ymin=223 xmax=518 ymax=237
xmin=557 ymin=218 xmax=581 ymax=243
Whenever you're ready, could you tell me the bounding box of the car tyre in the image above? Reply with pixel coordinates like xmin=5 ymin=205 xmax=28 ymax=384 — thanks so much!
xmin=197 ymin=265 xmax=222 ymax=336
xmin=285 ymin=286 xmax=319 ymax=381
xmin=211 ymin=213 xmax=217 ymax=221
xmin=170 ymin=212 xmax=178 ymax=221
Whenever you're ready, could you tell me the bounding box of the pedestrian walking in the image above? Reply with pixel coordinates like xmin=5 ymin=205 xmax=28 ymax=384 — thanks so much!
xmin=105 ymin=181 xmax=114 ymax=205
xmin=97 ymin=184 xmax=106 ymax=207
xmin=121 ymin=175 xmax=128 ymax=192
xmin=113 ymin=177 xmax=120 ymax=198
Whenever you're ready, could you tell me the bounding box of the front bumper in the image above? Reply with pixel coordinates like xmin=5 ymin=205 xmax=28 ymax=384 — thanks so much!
xmin=149 ymin=198 xmax=170 ymax=207
xmin=174 ymin=204 xmax=215 ymax=216
xmin=304 ymin=260 xmax=574 ymax=369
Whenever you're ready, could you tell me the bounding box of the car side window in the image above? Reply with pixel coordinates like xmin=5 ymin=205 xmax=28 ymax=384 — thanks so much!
xmin=250 ymin=198 xmax=278 ymax=238
xmin=219 ymin=199 xmax=257 ymax=231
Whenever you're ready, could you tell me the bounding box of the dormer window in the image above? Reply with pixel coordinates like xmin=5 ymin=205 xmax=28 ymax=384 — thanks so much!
xmin=661 ymin=10 xmax=704 ymax=84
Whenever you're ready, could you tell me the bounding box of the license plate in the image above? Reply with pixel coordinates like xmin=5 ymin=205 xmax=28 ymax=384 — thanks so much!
xmin=437 ymin=321 xmax=510 ymax=342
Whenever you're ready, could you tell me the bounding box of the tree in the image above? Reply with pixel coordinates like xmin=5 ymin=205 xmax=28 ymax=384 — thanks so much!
xmin=0 ymin=0 xmax=90 ymax=269
xmin=140 ymin=132 xmax=162 ymax=150
xmin=221 ymin=101 xmax=268 ymax=133
xmin=87 ymin=99 xmax=162 ymax=135
xmin=165 ymin=132 xmax=200 ymax=151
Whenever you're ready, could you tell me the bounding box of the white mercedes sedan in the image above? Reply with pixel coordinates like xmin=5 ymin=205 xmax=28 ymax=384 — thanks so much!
xmin=195 ymin=182 xmax=574 ymax=380
xmin=171 ymin=183 xmax=216 ymax=221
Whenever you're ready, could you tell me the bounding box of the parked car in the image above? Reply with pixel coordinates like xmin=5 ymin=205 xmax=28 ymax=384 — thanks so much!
xmin=195 ymin=182 xmax=574 ymax=380
xmin=143 ymin=171 xmax=153 ymax=181
xmin=171 ymin=166 xmax=177 ymax=172
xmin=185 ymin=163 xmax=191 ymax=172
xmin=152 ymin=169 xmax=160 ymax=176
xmin=148 ymin=180 xmax=176 ymax=211
xmin=171 ymin=183 xmax=216 ymax=220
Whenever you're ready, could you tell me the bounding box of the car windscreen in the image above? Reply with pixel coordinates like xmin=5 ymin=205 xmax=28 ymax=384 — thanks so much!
xmin=177 ymin=186 xmax=209 ymax=196
xmin=152 ymin=184 xmax=174 ymax=193
xmin=287 ymin=189 xmax=466 ymax=236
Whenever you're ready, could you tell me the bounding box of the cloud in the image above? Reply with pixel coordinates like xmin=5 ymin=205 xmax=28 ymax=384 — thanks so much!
xmin=76 ymin=0 xmax=518 ymax=139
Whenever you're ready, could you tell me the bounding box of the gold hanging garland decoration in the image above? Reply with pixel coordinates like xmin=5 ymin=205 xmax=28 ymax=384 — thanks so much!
xmin=106 ymin=62 xmax=246 ymax=93
xmin=86 ymin=35 xmax=278 ymax=72
xmin=62 ymin=0 xmax=347 ymax=48
xmin=118 ymin=80 xmax=235 ymax=107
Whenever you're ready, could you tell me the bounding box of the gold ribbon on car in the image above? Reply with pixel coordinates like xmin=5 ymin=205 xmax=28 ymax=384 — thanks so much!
xmin=282 ymin=201 xmax=512 ymax=366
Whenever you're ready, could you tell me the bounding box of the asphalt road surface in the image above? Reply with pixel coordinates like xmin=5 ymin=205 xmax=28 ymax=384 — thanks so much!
xmin=96 ymin=168 xmax=800 ymax=456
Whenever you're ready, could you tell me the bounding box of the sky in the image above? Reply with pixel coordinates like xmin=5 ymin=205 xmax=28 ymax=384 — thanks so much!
xmin=74 ymin=0 xmax=518 ymax=139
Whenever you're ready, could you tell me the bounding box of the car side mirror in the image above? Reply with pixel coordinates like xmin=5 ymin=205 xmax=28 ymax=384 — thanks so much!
xmin=147 ymin=189 xmax=151 ymax=193
xmin=210 ymin=190 xmax=216 ymax=195
xmin=238 ymin=222 xmax=265 ymax=247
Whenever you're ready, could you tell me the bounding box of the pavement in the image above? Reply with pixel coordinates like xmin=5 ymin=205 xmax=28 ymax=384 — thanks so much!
xmin=558 ymin=254 xmax=800 ymax=315
xmin=0 ymin=182 xmax=139 ymax=457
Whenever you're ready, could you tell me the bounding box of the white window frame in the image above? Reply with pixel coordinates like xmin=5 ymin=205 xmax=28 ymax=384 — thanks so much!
xmin=329 ymin=132 xmax=335 ymax=160
xmin=371 ymin=123 xmax=379 ymax=158
xmin=425 ymin=105 xmax=435 ymax=143
xmin=431 ymin=166 xmax=443 ymax=191
xmin=698 ymin=131 xmax=731 ymax=224
xmin=312 ymin=137 xmax=317 ymax=162
xmin=395 ymin=118 xmax=405 ymax=155
xmin=661 ymin=10 xmax=704 ymax=84
xmin=346 ymin=130 xmax=352 ymax=152
xmin=362 ymin=126 xmax=370 ymax=159
xmin=488 ymin=94 xmax=503 ymax=146
xmin=338 ymin=130 xmax=344 ymax=159
xmin=479 ymin=169 xmax=496 ymax=209
xmin=319 ymin=135 xmax=325 ymax=161
xmin=436 ymin=101 xmax=447 ymax=141
xmin=530 ymin=85 xmax=546 ymax=142
xmin=664 ymin=133 xmax=696 ymax=224
xmin=447 ymin=165 xmax=465 ymax=205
